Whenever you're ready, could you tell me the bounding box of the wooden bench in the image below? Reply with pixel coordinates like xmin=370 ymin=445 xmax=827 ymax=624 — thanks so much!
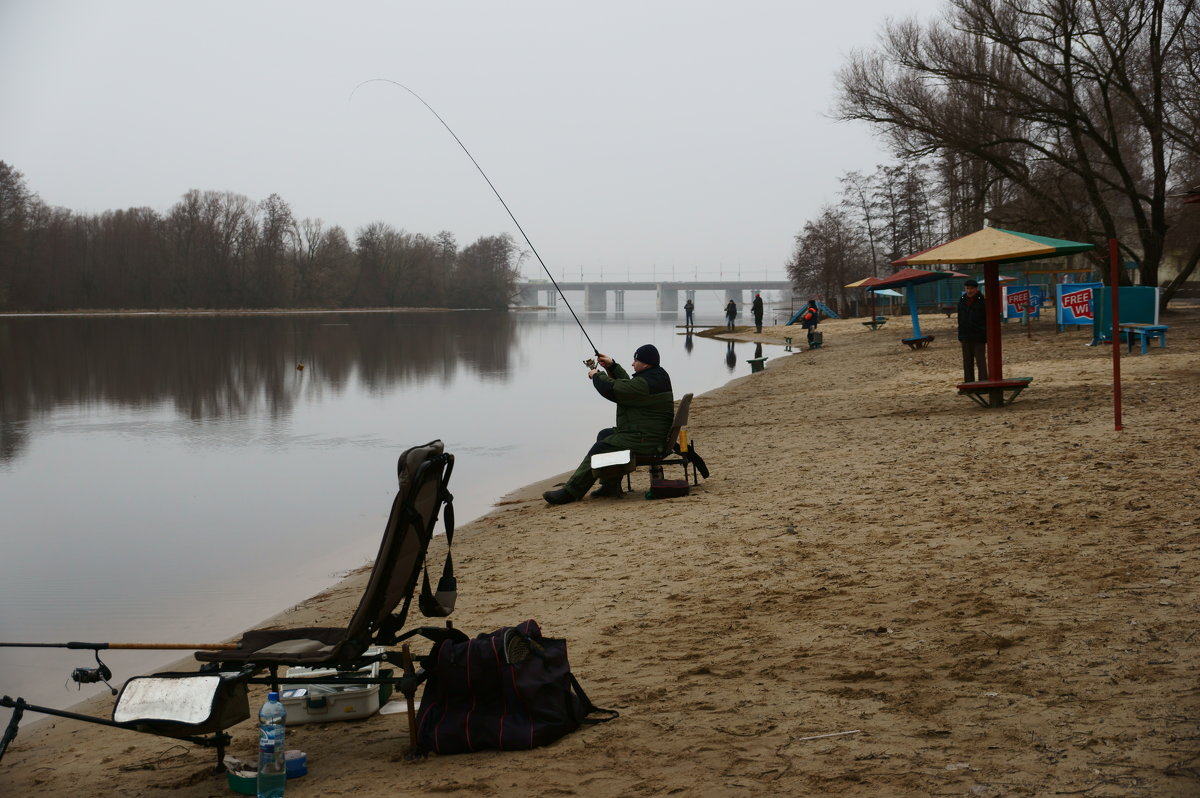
xmin=902 ymin=336 xmax=935 ymax=350
xmin=862 ymin=316 xmax=888 ymax=330
xmin=956 ymin=377 xmax=1034 ymax=408
xmin=746 ymin=356 xmax=768 ymax=372
xmin=1119 ymin=323 xmax=1168 ymax=355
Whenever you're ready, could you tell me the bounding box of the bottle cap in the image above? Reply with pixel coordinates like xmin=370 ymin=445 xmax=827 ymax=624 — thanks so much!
xmin=267 ymin=691 xmax=279 ymax=702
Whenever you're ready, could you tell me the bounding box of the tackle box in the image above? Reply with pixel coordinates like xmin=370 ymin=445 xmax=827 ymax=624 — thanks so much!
xmin=280 ymin=649 xmax=390 ymax=725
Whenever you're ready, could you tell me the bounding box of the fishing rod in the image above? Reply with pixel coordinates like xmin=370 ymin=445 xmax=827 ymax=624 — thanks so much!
xmin=350 ymin=78 xmax=600 ymax=359
xmin=0 ymin=641 xmax=238 ymax=650
xmin=0 ymin=641 xmax=239 ymax=694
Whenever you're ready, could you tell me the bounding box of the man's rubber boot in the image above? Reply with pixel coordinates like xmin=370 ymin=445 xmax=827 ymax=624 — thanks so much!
xmin=543 ymin=487 xmax=576 ymax=505
xmin=590 ymin=481 xmax=623 ymax=499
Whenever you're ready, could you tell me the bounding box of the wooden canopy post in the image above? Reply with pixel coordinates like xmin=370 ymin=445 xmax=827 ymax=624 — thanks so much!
xmin=983 ymin=261 xmax=1004 ymax=381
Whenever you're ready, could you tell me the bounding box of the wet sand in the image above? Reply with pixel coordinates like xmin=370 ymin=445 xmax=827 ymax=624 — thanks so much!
xmin=2 ymin=306 xmax=1198 ymax=797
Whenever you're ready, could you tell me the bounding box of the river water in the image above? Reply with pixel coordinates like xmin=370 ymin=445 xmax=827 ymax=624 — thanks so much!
xmin=0 ymin=304 xmax=778 ymax=718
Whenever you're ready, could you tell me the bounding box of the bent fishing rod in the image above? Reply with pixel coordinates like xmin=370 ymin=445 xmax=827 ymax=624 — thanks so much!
xmin=350 ymin=79 xmax=600 ymax=360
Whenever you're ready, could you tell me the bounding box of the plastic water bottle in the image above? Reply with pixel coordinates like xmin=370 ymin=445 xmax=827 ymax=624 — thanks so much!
xmin=257 ymin=691 xmax=287 ymax=798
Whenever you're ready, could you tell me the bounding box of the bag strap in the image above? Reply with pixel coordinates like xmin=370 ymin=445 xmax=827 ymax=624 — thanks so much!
xmin=419 ymin=484 xmax=457 ymax=617
xmin=566 ymin=673 xmax=619 ymax=724
xmin=514 ymin=626 xmax=620 ymax=724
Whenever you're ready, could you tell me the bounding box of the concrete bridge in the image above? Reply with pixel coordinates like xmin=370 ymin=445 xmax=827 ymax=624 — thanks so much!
xmin=515 ymin=280 xmax=792 ymax=312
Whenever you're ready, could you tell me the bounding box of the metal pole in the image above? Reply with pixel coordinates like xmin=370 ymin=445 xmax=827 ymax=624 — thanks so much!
xmin=1025 ymin=270 xmax=1032 ymax=339
xmin=984 ymin=262 xmax=1003 ymax=381
xmin=907 ymin=288 xmax=922 ymax=337
xmin=1110 ymin=239 xmax=1123 ymax=431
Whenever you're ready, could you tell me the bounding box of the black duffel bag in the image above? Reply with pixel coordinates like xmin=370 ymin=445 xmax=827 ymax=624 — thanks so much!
xmin=415 ymin=619 xmax=616 ymax=754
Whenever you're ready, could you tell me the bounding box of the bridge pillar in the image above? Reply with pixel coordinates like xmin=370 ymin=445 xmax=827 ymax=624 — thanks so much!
xmin=545 ymin=288 xmax=557 ymax=307
xmin=518 ymin=285 xmax=539 ymax=305
xmin=614 ymin=290 xmax=625 ymax=312
xmin=657 ymin=286 xmax=679 ymax=313
xmin=584 ymin=284 xmax=606 ymax=312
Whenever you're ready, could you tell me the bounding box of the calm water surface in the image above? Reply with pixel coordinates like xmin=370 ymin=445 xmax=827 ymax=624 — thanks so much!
xmin=0 ymin=308 xmax=780 ymax=715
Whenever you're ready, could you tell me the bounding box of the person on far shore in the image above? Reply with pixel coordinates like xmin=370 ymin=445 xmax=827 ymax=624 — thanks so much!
xmin=684 ymin=298 xmax=695 ymax=329
xmin=725 ymin=299 xmax=737 ymax=331
xmin=543 ymin=344 xmax=674 ymax=505
xmin=751 ymin=293 xmax=764 ymax=334
xmin=958 ymin=279 xmax=988 ymax=382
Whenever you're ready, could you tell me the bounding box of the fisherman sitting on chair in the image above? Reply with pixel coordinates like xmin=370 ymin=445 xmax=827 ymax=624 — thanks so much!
xmin=543 ymin=344 xmax=674 ymax=505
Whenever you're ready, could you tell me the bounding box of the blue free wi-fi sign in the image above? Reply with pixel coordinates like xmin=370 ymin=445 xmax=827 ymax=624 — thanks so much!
xmin=1055 ymin=282 xmax=1102 ymax=326
xmin=1003 ymin=285 xmax=1046 ymax=319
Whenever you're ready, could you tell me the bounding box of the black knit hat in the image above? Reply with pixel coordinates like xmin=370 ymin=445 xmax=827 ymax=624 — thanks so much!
xmin=633 ymin=344 xmax=660 ymax=366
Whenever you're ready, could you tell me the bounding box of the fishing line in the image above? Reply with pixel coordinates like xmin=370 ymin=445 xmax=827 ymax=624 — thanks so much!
xmin=350 ymin=79 xmax=599 ymax=355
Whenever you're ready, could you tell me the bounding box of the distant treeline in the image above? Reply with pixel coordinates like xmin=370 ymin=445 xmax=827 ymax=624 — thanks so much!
xmin=0 ymin=162 xmax=522 ymax=311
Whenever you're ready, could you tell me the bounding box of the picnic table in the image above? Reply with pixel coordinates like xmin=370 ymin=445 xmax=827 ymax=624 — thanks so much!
xmin=1118 ymin=323 xmax=1168 ymax=355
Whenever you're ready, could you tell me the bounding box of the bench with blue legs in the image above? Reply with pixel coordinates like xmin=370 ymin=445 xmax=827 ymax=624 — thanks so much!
xmin=902 ymin=336 xmax=934 ymax=350
xmin=1118 ymin=323 xmax=1168 ymax=355
xmin=956 ymin=377 xmax=1034 ymax=408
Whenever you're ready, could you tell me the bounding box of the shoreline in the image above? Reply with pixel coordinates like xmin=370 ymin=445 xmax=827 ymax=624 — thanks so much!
xmin=3 ymin=312 xmax=1198 ymax=796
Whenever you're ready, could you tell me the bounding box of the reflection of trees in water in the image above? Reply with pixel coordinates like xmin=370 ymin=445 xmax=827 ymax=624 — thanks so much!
xmin=0 ymin=311 xmax=514 ymax=463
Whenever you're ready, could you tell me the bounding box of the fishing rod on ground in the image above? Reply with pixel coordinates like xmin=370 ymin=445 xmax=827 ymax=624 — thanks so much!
xmin=0 ymin=640 xmax=239 ymax=693
xmin=350 ymin=79 xmax=602 ymax=369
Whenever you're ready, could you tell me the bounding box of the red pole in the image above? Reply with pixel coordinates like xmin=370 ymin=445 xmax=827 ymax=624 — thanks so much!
xmin=1025 ymin=270 xmax=1032 ymax=339
xmin=984 ymin=262 xmax=1003 ymax=381
xmin=1110 ymin=239 xmax=1122 ymax=431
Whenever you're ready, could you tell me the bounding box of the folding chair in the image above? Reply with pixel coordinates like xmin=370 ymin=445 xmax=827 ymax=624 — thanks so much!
xmin=1 ymin=440 xmax=463 ymax=770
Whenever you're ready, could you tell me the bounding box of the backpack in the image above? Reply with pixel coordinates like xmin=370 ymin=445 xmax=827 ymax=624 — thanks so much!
xmin=415 ymin=620 xmax=617 ymax=755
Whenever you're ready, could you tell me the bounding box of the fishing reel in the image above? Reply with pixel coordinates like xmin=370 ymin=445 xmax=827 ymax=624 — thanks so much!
xmin=70 ymin=651 xmax=117 ymax=695
xmin=583 ymin=357 xmax=597 ymax=370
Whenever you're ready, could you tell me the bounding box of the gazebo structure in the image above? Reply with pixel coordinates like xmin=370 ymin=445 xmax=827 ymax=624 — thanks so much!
xmin=860 ymin=268 xmax=965 ymax=348
xmin=894 ymin=227 xmax=1094 ymax=406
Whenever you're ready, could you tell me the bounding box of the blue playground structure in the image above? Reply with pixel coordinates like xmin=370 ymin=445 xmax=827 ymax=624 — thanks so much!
xmin=787 ymin=300 xmax=841 ymax=325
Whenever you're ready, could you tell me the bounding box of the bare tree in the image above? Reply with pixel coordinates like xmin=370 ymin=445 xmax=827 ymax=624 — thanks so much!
xmin=837 ymin=0 xmax=1199 ymax=303
xmin=787 ymin=206 xmax=867 ymax=312
xmin=452 ymin=234 xmax=522 ymax=310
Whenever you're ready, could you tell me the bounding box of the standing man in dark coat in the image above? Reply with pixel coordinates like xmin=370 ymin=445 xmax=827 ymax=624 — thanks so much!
xmin=957 ymin=279 xmax=988 ymax=382
xmin=751 ymin=293 xmax=764 ymax=333
xmin=725 ymin=299 xmax=737 ymax=330
xmin=683 ymin=298 xmax=695 ymax=329
xmin=543 ymin=344 xmax=675 ymax=505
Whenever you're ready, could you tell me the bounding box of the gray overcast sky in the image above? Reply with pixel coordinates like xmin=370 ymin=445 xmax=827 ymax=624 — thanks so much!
xmin=0 ymin=0 xmax=944 ymax=282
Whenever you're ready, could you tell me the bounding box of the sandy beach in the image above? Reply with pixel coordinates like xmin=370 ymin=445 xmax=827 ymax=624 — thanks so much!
xmin=2 ymin=306 xmax=1198 ymax=797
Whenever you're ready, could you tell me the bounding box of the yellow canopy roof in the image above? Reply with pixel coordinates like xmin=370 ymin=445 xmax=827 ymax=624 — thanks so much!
xmin=897 ymin=227 xmax=1092 ymax=266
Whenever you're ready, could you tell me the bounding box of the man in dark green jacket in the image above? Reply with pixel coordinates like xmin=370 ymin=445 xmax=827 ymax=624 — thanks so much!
xmin=543 ymin=344 xmax=675 ymax=504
